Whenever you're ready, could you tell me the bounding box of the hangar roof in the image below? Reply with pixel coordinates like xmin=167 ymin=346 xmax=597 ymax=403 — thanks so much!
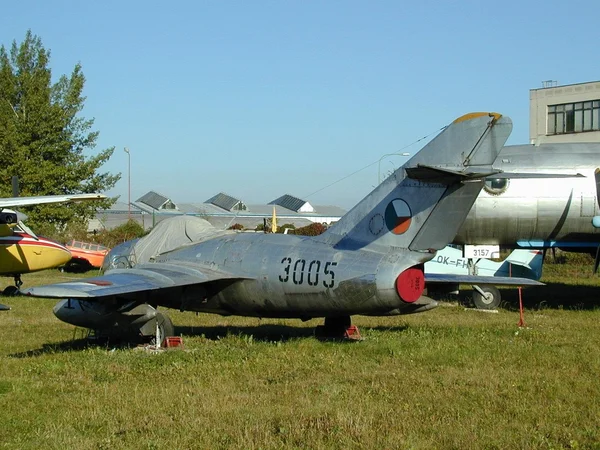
xmin=269 ymin=194 xmax=313 ymax=212
xmin=136 ymin=191 xmax=177 ymax=211
xmin=97 ymin=190 xmax=346 ymax=230
xmin=205 ymin=192 xmax=246 ymax=211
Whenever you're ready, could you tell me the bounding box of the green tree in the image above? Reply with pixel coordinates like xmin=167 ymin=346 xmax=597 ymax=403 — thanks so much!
xmin=0 ymin=30 xmax=119 ymax=233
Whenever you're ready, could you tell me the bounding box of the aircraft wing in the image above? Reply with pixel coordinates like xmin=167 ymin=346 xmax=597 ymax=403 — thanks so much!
xmin=21 ymin=262 xmax=252 ymax=299
xmin=0 ymin=193 xmax=106 ymax=209
xmin=489 ymin=172 xmax=585 ymax=179
xmin=425 ymin=273 xmax=544 ymax=286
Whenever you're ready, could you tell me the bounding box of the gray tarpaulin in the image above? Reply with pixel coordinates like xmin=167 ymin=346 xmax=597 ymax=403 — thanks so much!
xmin=132 ymin=216 xmax=226 ymax=264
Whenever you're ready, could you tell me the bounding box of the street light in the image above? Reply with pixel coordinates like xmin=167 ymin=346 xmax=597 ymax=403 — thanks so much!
xmin=124 ymin=147 xmax=131 ymax=220
xmin=378 ymin=152 xmax=410 ymax=183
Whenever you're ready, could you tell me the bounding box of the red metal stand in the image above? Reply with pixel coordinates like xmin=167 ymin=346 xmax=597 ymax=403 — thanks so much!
xmin=344 ymin=325 xmax=362 ymax=340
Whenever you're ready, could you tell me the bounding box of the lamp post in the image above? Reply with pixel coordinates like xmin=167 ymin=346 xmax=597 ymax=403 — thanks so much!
xmin=378 ymin=152 xmax=411 ymax=183
xmin=124 ymin=147 xmax=131 ymax=220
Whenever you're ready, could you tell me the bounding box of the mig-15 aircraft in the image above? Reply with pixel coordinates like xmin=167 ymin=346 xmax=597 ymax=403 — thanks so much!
xmin=23 ymin=113 xmax=531 ymax=342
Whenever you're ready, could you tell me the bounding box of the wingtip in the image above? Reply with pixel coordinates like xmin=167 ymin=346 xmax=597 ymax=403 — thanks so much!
xmin=21 ymin=286 xmax=92 ymax=299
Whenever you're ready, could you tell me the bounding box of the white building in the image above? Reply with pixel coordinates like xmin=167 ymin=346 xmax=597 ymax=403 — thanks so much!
xmin=94 ymin=191 xmax=346 ymax=231
xmin=530 ymin=80 xmax=600 ymax=144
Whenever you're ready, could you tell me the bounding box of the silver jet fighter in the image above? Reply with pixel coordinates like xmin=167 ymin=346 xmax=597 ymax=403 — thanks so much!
xmin=22 ymin=113 xmax=512 ymax=342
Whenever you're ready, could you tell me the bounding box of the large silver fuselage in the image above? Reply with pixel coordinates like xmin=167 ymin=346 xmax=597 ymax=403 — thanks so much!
xmin=150 ymin=232 xmax=431 ymax=318
xmin=455 ymin=143 xmax=600 ymax=246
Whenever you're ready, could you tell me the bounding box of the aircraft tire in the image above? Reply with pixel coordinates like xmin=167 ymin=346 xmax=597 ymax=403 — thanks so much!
xmin=472 ymin=285 xmax=501 ymax=310
xmin=151 ymin=311 xmax=174 ymax=346
xmin=2 ymin=286 xmax=19 ymax=297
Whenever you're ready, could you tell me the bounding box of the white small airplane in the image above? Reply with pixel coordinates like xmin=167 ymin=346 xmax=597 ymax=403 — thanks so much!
xmin=425 ymin=247 xmax=543 ymax=309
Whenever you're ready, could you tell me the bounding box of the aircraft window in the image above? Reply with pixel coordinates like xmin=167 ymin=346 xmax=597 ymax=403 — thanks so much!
xmin=483 ymin=178 xmax=509 ymax=195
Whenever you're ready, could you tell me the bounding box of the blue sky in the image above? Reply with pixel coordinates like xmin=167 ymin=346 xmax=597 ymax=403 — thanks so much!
xmin=3 ymin=1 xmax=600 ymax=209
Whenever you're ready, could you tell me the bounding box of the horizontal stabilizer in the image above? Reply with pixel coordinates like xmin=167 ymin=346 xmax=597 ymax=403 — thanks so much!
xmin=406 ymin=164 xmax=501 ymax=183
xmin=21 ymin=262 xmax=251 ymax=299
xmin=425 ymin=273 xmax=544 ymax=287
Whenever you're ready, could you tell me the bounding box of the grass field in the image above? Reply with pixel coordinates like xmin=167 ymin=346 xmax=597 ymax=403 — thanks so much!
xmin=0 ymin=265 xmax=599 ymax=449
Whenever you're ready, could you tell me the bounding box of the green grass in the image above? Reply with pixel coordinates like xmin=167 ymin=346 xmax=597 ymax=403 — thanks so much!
xmin=0 ymin=268 xmax=599 ymax=449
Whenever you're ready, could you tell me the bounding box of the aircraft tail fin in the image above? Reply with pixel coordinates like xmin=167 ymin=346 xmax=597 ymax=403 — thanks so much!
xmin=315 ymin=113 xmax=512 ymax=253
xmin=503 ymin=249 xmax=544 ymax=280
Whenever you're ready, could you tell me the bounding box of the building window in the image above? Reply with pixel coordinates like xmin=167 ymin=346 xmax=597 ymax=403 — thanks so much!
xmin=547 ymin=100 xmax=600 ymax=135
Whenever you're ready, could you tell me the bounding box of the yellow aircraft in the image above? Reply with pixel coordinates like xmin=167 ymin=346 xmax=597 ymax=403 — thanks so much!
xmin=0 ymin=193 xmax=106 ymax=305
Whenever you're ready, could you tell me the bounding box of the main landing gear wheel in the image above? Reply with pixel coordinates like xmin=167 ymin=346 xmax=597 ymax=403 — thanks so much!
xmin=150 ymin=311 xmax=174 ymax=346
xmin=315 ymin=316 xmax=362 ymax=341
xmin=2 ymin=286 xmax=19 ymax=296
xmin=472 ymin=285 xmax=501 ymax=310
xmin=3 ymin=275 xmax=23 ymax=297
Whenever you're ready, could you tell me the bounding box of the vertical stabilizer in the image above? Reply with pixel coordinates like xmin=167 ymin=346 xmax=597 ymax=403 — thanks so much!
xmin=317 ymin=113 xmax=512 ymax=253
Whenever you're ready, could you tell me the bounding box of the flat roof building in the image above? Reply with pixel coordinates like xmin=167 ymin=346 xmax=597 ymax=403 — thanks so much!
xmin=530 ymin=80 xmax=600 ymax=144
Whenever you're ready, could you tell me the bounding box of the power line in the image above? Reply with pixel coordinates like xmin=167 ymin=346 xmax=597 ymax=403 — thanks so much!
xmin=303 ymin=125 xmax=447 ymax=200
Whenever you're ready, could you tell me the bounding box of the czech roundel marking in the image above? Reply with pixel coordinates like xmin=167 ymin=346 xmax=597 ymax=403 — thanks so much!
xmin=385 ymin=199 xmax=412 ymax=235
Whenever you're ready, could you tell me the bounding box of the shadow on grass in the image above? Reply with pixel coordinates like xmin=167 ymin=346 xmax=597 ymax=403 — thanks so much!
xmin=9 ymin=323 xmax=410 ymax=357
xmin=175 ymin=323 xmax=410 ymax=342
xmin=175 ymin=323 xmax=314 ymax=342
xmin=9 ymin=338 xmax=112 ymax=358
xmin=456 ymin=282 xmax=600 ymax=311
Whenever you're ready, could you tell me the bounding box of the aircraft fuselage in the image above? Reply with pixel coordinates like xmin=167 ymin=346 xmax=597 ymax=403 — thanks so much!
xmin=455 ymin=143 xmax=600 ymax=248
xmin=153 ymin=233 xmax=432 ymax=318
xmin=0 ymin=232 xmax=71 ymax=275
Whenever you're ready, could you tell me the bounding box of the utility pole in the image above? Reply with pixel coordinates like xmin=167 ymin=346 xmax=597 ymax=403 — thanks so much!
xmin=124 ymin=147 xmax=131 ymax=220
